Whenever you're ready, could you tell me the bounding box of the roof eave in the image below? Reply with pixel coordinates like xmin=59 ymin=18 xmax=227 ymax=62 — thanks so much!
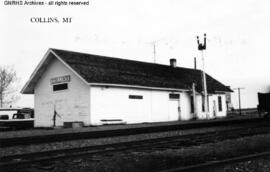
xmin=88 ymin=83 xmax=189 ymax=92
xmin=20 ymin=49 xmax=53 ymax=94
xmin=21 ymin=48 xmax=90 ymax=94
xmin=50 ymin=50 xmax=89 ymax=86
xmin=214 ymin=90 xmax=234 ymax=94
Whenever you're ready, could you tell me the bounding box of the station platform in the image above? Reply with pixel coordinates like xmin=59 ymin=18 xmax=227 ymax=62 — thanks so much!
xmin=0 ymin=114 xmax=262 ymax=142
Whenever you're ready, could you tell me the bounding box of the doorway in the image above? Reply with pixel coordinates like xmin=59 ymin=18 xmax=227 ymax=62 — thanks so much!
xmin=213 ymin=100 xmax=217 ymax=118
xmin=168 ymin=93 xmax=181 ymax=121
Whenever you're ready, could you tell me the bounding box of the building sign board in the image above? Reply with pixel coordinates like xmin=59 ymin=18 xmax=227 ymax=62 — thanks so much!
xmin=51 ymin=75 xmax=71 ymax=85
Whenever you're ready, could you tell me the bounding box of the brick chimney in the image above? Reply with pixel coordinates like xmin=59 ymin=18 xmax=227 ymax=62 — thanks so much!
xmin=170 ymin=58 xmax=177 ymax=68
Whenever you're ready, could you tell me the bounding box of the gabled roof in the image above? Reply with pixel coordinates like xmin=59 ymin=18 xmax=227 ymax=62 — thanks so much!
xmin=21 ymin=48 xmax=232 ymax=94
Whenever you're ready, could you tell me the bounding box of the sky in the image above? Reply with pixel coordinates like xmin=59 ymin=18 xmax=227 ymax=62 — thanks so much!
xmin=0 ymin=0 xmax=270 ymax=108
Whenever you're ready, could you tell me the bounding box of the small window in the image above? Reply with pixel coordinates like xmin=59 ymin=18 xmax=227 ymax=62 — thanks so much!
xmin=190 ymin=96 xmax=194 ymax=113
xmin=53 ymin=83 xmax=68 ymax=91
xmin=218 ymin=96 xmax=222 ymax=111
xmin=129 ymin=95 xmax=143 ymax=99
xmin=169 ymin=93 xmax=180 ymax=99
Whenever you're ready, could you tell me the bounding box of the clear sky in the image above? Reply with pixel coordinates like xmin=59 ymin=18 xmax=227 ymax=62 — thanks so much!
xmin=0 ymin=0 xmax=269 ymax=108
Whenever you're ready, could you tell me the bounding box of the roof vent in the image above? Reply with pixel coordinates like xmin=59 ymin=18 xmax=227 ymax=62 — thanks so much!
xmin=170 ymin=58 xmax=177 ymax=68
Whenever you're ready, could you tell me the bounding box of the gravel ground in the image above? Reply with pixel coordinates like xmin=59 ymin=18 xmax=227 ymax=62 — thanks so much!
xmin=0 ymin=125 xmax=240 ymax=157
xmin=224 ymin=156 xmax=270 ymax=172
xmin=4 ymin=132 xmax=270 ymax=172
xmin=0 ymin=119 xmax=207 ymax=139
xmin=28 ymin=134 xmax=270 ymax=171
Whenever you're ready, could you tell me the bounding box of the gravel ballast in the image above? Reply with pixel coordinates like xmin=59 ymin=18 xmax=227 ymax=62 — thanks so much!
xmin=0 ymin=125 xmax=240 ymax=157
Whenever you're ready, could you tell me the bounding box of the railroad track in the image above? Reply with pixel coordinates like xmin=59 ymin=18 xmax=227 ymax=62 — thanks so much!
xmin=2 ymin=123 xmax=270 ymax=170
xmin=158 ymin=151 xmax=270 ymax=172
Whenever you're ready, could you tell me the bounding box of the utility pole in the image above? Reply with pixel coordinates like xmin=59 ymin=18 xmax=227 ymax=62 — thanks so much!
xmin=233 ymin=87 xmax=245 ymax=115
xmin=147 ymin=39 xmax=162 ymax=63
xmin=148 ymin=41 xmax=158 ymax=63
xmin=196 ymin=33 xmax=209 ymax=119
xmin=194 ymin=57 xmax=197 ymax=70
xmin=153 ymin=43 xmax=156 ymax=63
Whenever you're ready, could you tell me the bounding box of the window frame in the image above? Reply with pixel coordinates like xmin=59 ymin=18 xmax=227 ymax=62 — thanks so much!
xmin=169 ymin=93 xmax=180 ymax=100
xmin=129 ymin=95 xmax=143 ymax=99
xmin=218 ymin=96 xmax=223 ymax=111
xmin=190 ymin=95 xmax=194 ymax=113
xmin=52 ymin=83 xmax=69 ymax=92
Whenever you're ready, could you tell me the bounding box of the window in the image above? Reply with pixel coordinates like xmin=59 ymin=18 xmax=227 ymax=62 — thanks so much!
xmin=190 ymin=96 xmax=194 ymax=113
xmin=53 ymin=83 xmax=68 ymax=91
xmin=129 ymin=95 xmax=143 ymax=99
xmin=218 ymin=96 xmax=222 ymax=111
xmin=169 ymin=93 xmax=180 ymax=99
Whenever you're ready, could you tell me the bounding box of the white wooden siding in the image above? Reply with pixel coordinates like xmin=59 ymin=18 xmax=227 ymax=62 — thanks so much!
xmin=34 ymin=58 xmax=90 ymax=127
xmin=195 ymin=94 xmax=227 ymax=119
xmin=33 ymin=58 xmax=227 ymax=127
xmin=90 ymin=86 xmax=192 ymax=125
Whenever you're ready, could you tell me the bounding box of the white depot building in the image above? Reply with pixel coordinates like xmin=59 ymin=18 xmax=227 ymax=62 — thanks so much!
xmin=21 ymin=49 xmax=232 ymax=127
